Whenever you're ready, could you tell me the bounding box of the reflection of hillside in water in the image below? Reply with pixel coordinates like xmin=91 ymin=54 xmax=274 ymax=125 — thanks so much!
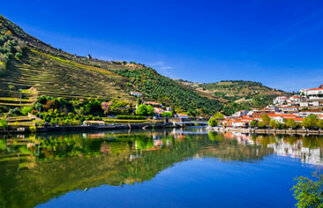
xmin=218 ymin=132 xmax=323 ymax=166
xmin=0 ymin=129 xmax=321 ymax=208
xmin=0 ymin=129 xmax=272 ymax=208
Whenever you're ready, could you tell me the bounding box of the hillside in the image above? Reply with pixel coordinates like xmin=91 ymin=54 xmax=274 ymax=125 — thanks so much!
xmin=176 ymin=80 xmax=289 ymax=110
xmin=0 ymin=15 xmax=223 ymax=115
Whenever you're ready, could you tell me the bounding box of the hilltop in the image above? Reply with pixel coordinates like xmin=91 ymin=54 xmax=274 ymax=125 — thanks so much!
xmin=0 ymin=15 xmax=223 ymax=115
xmin=0 ymin=15 xmax=288 ymax=116
xmin=175 ymin=80 xmax=289 ymax=111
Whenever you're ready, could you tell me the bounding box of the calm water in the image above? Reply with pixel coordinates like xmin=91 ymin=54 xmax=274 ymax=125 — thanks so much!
xmin=0 ymin=127 xmax=322 ymax=208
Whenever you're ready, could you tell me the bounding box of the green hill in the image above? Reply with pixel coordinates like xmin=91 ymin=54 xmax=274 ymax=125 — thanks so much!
xmin=0 ymin=15 xmax=223 ymax=115
xmin=176 ymin=80 xmax=290 ymax=110
xmin=0 ymin=15 xmax=288 ymax=115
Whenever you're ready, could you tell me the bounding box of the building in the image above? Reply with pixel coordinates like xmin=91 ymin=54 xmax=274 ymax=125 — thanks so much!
xmin=278 ymin=106 xmax=299 ymax=112
xmin=130 ymin=91 xmax=143 ymax=97
xmin=232 ymin=110 xmax=249 ymax=118
xmin=273 ymin=96 xmax=288 ymax=105
xmin=303 ymin=87 xmax=323 ymax=96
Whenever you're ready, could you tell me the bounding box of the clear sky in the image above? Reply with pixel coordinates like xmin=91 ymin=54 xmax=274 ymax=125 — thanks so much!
xmin=1 ymin=0 xmax=323 ymax=92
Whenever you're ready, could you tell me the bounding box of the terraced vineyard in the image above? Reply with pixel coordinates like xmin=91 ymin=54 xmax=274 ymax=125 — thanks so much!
xmin=0 ymin=49 xmax=135 ymax=101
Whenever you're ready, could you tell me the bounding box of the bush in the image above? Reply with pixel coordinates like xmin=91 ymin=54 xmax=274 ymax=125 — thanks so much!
xmin=135 ymin=104 xmax=154 ymax=116
xmin=208 ymin=117 xmax=218 ymax=127
xmin=302 ymin=115 xmax=318 ymax=129
xmin=292 ymin=173 xmax=322 ymax=208
xmin=286 ymin=119 xmax=297 ymax=129
xmin=7 ymin=108 xmax=22 ymax=116
xmin=29 ymin=126 xmax=37 ymax=133
xmin=21 ymin=107 xmax=33 ymax=116
xmin=161 ymin=111 xmax=172 ymax=118
xmin=0 ymin=118 xmax=8 ymax=129
xmin=116 ymin=115 xmax=146 ymax=120
xmin=250 ymin=120 xmax=257 ymax=128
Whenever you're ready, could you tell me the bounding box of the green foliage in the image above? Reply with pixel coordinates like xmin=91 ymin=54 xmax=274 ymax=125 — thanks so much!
xmin=222 ymin=103 xmax=247 ymax=116
xmin=302 ymin=115 xmax=318 ymax=129
xmin=213 ymin=112 xmax=224 ymax=119
xmin=250 ymin=120 xmax=257 ymax=128
xmin=269 ymin=120 xmax=280 ymax=129
xmin=0 ymin=117 xmax=8 ymax=128
xmin=161 ymin=111 xmax=172 ymax=118
xmin=115 ymin=68 xmax=222 ymax=115
xmin=286 ymin=119 xmax=297 ymax=129
xmin=292 ymin=173 xmax=323 ymax=208
xmin=7 ymin=107 xmax=22 ymax=116
xmin=208 ymin=117 xmax=218 ymax=127
xmin=20 ymin=106 xmax=33 ymax=116
xmin=261 ymin=114 xmax=271 ymax=126
xmin=257 ymin=121 xmax=265 ymax=128
xmin=317 ymin=120 xmax=323 ymax=129
xmin=135 ymin=104 xmax=154 ymax=116
xmin=29 ymin=126 xmax=37 ymax=133
xmin=0 ymin=32 xmax=24 ymax=75
xmin=115 ymin=115 xmax=146 ymax=120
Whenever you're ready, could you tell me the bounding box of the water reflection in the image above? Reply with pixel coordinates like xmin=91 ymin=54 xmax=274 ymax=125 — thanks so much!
xmin=0 ymin=128 xmax=322 ymax=208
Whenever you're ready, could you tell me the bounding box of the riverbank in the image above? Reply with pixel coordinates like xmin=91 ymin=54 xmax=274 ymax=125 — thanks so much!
xmin=208 ymin=126 xmax=323 ymax=135
xmin=0 ymin=122 xmax=198 ymax=134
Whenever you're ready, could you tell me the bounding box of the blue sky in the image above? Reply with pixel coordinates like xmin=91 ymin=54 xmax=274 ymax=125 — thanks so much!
xmin=1 ymin=0 xmax=323 ymax=91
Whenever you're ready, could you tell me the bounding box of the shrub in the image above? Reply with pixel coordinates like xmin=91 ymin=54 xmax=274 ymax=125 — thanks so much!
xmin=161 ymin=111 xmax=172 ymax=118
xmin=292 ymin=173 xmax=322 ymax=208
xmin=0 ymin=118 xmax=8 ymax=129
xmin=261 ymin=114 xmax=271 ymax=126
xmin=316 ymin=119 xmax=323 ymax=129
xmin=208 ymin=117 xmax=218 ymax=127
xmin=29 ymin=126 xmax=37 ymax=133
xmin=286 ymin=119 xmax=297 ymax=129
xmin=21 ymin=107 xmax=33 ymax=116
xmin=7 ymin=108 xmax=22 ymax=116
xmin=135 ymin=104 xmax=154 ymax=116
xmin=116 ymin=115 xmax=146 ymax=120
xmin=269 ymin=120 xmax=279 ymax=129
xmin=302 ymin=115 xmax=318 ymax=129
xmin=250 ymin=120 xmax=257 ymax=128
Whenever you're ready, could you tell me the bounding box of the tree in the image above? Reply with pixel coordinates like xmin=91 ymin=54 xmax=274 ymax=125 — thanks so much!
xmin=135 ymin=104 xmax=154 ymax=116
xmin=161 ymin=111 xmax=172 ymax=117
xmin=21 ymin=107 xmax=33 ymax=116
xmin=292 ymin=173 xmax=323 ymax=208
xmin=261 ymin=114 xmax=271 ymax=126
xmin=208 ymin=117 xmax=218 ymax=127
xmin=286 ymin=119 xmax=297 ymax=129
xmin=213 ymin=112 xmax=224 ymax=119
xmin=0 ymin=118 xmax=8 ymax=129
xmin=316 ymin=119 xmax=323 ymax=129
xmin=302 ymin=115 xmax=318 ymax=129
xmin=250 ymin=120 xmax=257 ymax=128
xmin=257 ymin=121 xmax=265 ymax=128
xmin=146 ymin=105 xmax=155 ymax=116
xmin=269 ymin=120 xmax=279 ymax=129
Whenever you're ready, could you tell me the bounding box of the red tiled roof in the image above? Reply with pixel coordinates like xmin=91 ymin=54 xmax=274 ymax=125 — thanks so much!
xmin=307 ymin=87 xmax=323 ymax=91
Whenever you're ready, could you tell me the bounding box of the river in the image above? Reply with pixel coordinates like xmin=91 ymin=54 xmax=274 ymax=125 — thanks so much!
xmin=0 ymin=127 xmax=322 ymax=208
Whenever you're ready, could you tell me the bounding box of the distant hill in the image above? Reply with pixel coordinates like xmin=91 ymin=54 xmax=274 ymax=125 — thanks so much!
xmin=175 ymin=80 xmax=290 ymax=111
xmin=0 ymin=15 xmax=223 ymax=115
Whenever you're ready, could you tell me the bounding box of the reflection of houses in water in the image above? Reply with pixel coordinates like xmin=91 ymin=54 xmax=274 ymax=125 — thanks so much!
xmin=223 ymin=132 xmax=254 ymax=145
xmin=267 ymin=140 xmax=322 ymax=166
xmin=220 ymin=132 xmax=323 ymax=166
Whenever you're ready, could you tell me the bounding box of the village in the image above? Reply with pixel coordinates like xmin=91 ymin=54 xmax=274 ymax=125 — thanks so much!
xmin=218 ymin=84 xmax=323 ymax=128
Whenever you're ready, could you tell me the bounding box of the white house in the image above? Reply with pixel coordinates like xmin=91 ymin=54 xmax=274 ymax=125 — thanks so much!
xmin=130 ymin=91 xmax=143 ymax=97
xmin=232 ymin=110 xmax=249 ymax=118
xmin=278 ymin=106 xmax=299 ymax=112
xmin=288 ymin=95 xmax=301 ymax=104
xmin=302 ymin=87 xmax=323 ymax=96
xmin=273 ymin=96 xmax=288 ymax=105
